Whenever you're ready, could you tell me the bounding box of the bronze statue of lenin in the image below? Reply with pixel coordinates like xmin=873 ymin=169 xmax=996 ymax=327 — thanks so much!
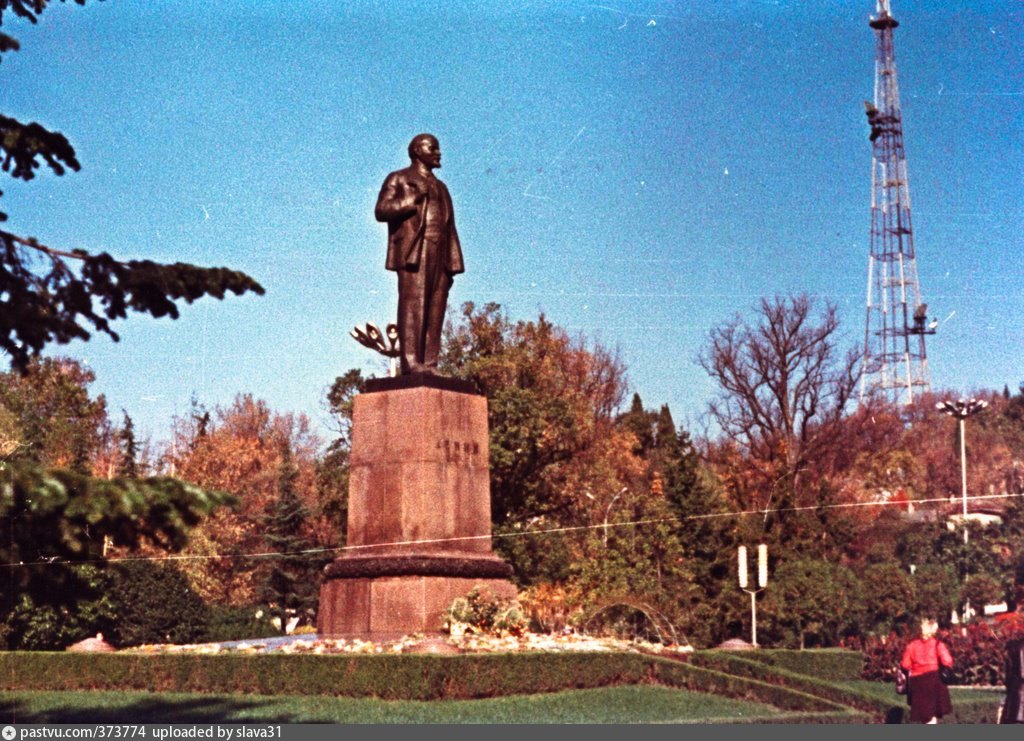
xmin=374 ymin=134 xmax=464 ymax=375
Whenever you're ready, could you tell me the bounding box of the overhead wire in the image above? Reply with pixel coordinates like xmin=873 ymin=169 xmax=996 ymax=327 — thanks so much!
xmin=2 ymin=490 xmax=1021 ymax=570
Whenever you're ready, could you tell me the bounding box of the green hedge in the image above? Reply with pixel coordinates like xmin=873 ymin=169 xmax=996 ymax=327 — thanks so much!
xmin=698 ymin=711 xmax=872 ymax=725
xmin=691 ymin=651 xmax=890 ymax=720
xmin=948 ymin=692 xmax=1002 ymax=725
xmin=691 ymin=650 xmax=1006 ymax=723
xmin=740 ymin=649 xmax=864 ymax=681
xmin=854 ymin=691 xmax=1001 ymax=725
xmin=646 ymin=658 xmax=866 ymax=720
xmin=0 ymin=651 xmax=864 ymax=721
xmin=0 ymin=652 xmax=664 ymax=700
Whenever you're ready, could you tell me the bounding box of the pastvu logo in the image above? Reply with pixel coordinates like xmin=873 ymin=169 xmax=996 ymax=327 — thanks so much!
xmin=2 ymin=726 xmax=16 ymax=741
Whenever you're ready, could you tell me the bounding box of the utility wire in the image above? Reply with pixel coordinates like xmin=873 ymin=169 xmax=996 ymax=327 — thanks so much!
xmin=3 ymin=491 xmax=1021 ymax=570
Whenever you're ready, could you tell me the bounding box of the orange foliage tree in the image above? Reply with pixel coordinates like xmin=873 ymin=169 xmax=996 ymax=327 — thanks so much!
xmin=167 ymin=394 xmax=334 ymax=605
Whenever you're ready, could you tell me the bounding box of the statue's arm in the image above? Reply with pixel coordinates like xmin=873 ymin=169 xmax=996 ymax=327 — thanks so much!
xmin=375 ymin=173 xmax=419 ymax=223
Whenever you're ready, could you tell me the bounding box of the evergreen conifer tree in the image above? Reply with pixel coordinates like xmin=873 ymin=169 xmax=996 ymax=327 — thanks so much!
xmin=620 ymin=393 xmax=655 ymax=455
xmin=657 ymin=406 xmax=736 ymax=645
xmin=259 ymin=443 xmax=317 ymax=633
xmin=117 ymin=410 xmax=139 ymax=478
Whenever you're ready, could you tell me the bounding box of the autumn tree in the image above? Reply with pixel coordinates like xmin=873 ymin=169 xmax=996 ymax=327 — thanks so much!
xmin=700 ymin=294 xmax=860 ymax=545
xmin=0 ymin=461 xmax=233 ymax=622
xmin=441 ymin=302 xmax=627 ymax=528
xmin=1 ymin=0 xmax=263 ymax=372
xmin=518 ymin=405 xmax=693 ymax=643
xmin=618 ymin=393 xmax=655 ymax=456
xmin=0 ymin=354 xmax=233 ymax=638
xmin=439 ymin=301 xmax=630 ymax=585
xmin=169 ymin=395 xmax=327 ymax=605
xmin=0 ymin=357 xmax=108 ymax=472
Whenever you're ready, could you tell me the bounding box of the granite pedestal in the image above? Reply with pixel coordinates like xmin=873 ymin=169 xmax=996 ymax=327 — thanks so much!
xmin=317 ymin=375 xmax=515 ymax=638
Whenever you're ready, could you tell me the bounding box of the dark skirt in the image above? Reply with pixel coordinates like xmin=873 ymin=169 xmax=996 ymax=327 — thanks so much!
xmin=908 ymin=670 xmax=953 ymax=723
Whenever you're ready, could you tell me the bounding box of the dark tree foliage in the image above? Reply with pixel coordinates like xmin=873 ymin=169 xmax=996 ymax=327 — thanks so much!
xmin=321 ymin=368 xmax=368 ymax=546
xmin=760 ymin=557 xmax=864 ymax=649
xmin=0 ymin=461 xmax=234 ymax=614
xmin=1 ymin=564 xmax=115 ymax=650
xmin=325 ymin=368 xmax=366 ymax=454
xmin=663 ymin=429 xmax=733 ymax=576
xmin=619 ymin=396 xmax=735 ymax=645
xmin=0 ymin=0 xmax=264 ymax=371
xmin=117 ymin=409 xmax=138 ymax=478
xmin=104 ymin=560 xmax=210 ymax=647
xmin=259 ymin=444 xmax=319 ymax=632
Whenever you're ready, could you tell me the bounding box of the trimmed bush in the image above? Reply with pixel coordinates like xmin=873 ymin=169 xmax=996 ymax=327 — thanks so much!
xmin=746 ymin=648 xmax=865 ymax=681
xmin=691 ymin=652 xmax=881 ymax=714
xmin=0 ymin=650 xmax=860 ymax=718
xmin=949 ymin=691 xmax=1002 ymax=724
xmin=106 ymin=561 xmax=210 ymax=647
xmin=647 ymin=658 xmax=860 ymax=717
xmin=201 ymin=605 xmax=278 ymax=643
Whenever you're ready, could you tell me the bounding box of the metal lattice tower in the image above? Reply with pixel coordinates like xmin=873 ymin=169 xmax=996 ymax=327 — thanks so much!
xmin=860 ymin=0 xmax=935 ymax=405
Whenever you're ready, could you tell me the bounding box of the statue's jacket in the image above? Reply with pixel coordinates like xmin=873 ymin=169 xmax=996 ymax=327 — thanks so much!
xmin=375 ymin=166 xmax=464 ymax=275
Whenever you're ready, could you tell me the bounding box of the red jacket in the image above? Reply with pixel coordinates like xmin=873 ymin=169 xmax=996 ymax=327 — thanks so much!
xmin=901 ymin=637 xmax=953 ymax=677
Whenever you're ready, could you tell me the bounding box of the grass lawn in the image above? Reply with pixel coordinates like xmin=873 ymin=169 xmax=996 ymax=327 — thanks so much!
xmin=0 ymin=686 xmax=790 ymax=724
xmin=835 ymin=681 xmax=1004 ymax=723
xmin=837 ymin=680 xmax=1004 ymax=705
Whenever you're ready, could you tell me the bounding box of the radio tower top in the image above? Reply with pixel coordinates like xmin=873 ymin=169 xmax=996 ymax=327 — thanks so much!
xmin=860 ymin=0 xmax=936 ymax=405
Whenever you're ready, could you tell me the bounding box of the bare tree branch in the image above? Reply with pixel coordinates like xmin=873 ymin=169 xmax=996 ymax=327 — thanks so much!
xmin=699 ymin=294 xmax=863 ymax=526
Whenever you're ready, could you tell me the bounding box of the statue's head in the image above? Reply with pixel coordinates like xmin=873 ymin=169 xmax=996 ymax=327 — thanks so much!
xmin=408 ymin=133 xmax=441 ymax=169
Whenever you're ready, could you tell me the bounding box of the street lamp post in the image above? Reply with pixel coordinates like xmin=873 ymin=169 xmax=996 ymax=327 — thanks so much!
xmin=738 ymin=544 xmax=769 ymax=647
xmin=936 ymin=398 xmax=989 ymax=544
xmin=603 ymin=487 xmax=626 ymax=546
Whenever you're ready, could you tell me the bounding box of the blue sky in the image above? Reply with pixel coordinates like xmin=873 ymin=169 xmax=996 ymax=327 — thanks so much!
xmin=2 ymin=0 xmax=1021 ymax=445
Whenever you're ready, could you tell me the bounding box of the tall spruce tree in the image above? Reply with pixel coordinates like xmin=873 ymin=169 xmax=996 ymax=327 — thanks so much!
xmin=620 ymin=393 xmax=655 ymax=456
xmin=655 ymin=405 xmax=736 ymax=645
xmin=259 ymin=443 xmax=317 ymax=633
xmin=117 ymin=410 xmax=138 ymax=478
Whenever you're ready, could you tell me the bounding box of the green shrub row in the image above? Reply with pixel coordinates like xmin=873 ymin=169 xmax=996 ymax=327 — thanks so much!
xmin=740 ymin=648 xmax=865 ymax=681
xmin=2 ymin=562 xmax=280 ymax=650
xmin=948 ymin=692 xmax=1004 ymax=724
xmin=646 ymin=658 xmax=865 ymax=719
xmin=691 ymin=650 xmax=902 ymax=721
xmin=698 ymin=711 xmax=872 ymax=725
xmin=0 ymin=652 xmax=661 ymax=700
xmin=691 ymin=649 xmax=1005 ymax=723
xmin=876 ymin=692 xmax=1001 ymax=725
xmin=0 ymin=650 xmax=861 ymax=720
